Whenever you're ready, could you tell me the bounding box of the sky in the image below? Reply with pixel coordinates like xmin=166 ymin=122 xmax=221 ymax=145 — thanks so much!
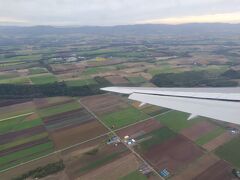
xmin=0 ymin=0 xmax=240 ymax=26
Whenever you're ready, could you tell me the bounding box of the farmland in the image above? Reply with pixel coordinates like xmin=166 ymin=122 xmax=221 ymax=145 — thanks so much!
xmin=0 ymin=24 xmax=239 ymax=179
xmin=100 ymin=107 xmax=149 ymax=129
xmin=215 ymin=137 xmax=240 ymax=168
xmin=29 ymin=74 xmax=58 ymax=85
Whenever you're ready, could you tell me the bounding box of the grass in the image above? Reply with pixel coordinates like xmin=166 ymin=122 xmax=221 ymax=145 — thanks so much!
xmin=137 ymin=127 xmax=176 ymax=151
xmin=127 ymin=76 xmax=146 ymax=84
xmin=0 ymin=116 xmax=43 ymax=134
xmin=78 ymin=152 xmax=119 ymax=174
xmin=29 ymin=74 xmax=57 ymax=84
xmin=1 ymin=54 xmax=42 ymax=62
xmin=215 ymin=137 xmax=240 ymax=168
xmin=38 ymin=101 xmax=81 ymax=118
xmin=119 ymin=170 xmax=147 ymax=180
xmin=155 ymin=111 xmax=200 ymax=132
xmin=0 ymin=77 xmax=30 ymax=84
xmin=65 ymin=78 xmax=98 ymax=87
xmin=195 ymin=126 xmax=225 ymax=145
xmin=29 ymin=67 xmax=48 ymax=75
xmin=101 ymin=107 xmax=149 ymax=129
xmin=0 ymin=132 xmax=48 ymax=151
xmin=0 ymin=141 xmax=54 ymax=167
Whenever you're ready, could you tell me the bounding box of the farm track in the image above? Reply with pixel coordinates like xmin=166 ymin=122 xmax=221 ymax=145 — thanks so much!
xmin=0 ymin=98 xmax=172 ymax=177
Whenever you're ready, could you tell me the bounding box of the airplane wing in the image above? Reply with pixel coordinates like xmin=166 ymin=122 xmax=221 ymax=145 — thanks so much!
xmin=101 ymin=87 xmax=240 ymax=125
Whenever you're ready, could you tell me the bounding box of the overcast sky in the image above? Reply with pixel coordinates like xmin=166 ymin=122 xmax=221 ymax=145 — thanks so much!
xmin=0 ymin=0 xmax=240 ymax=26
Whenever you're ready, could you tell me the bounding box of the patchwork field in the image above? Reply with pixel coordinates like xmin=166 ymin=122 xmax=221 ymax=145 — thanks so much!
xmin=105 ymin=75 xmax=129 ymax=85
xmin=37 ymin=100 xmax=81 ymax=118
xmin=80 ymin=94 xmax=129 ymax=116
xmin=0 ymin=113 xmax=53 ymax=171
xmin=142 ymin=135 xmax=203 ymax=174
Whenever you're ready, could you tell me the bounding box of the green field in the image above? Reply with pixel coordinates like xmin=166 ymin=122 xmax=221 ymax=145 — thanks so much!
xmin=0 ymin=141 xmax=54 ymax=170
xmin=119 ymin=170 xmax=147 ymax=180
xmin=195 ymin=126 xmax=225 ymax=145
xmin=0 ymin=116 xmax=43 ymax=134
xmin=100 ymin=107 xmax=149 ymax=129
xmin=66 ymin=78 xmax=98 ymax=87
xmin=38 ymin=101 xmax=81 ymax=118
xmin=0 ymin=54 xmax=42 ymax=62
xmin=29 ymin=74 xmax=57 ymax=84
xmin=0 ymin=77 xmax=30 ymax=84
xmin=126 ymin=76 xmax=146 ymax=84
xmin=137 ymin=127 xmax=176 ymax=151
xmin=215 ymin=137 xmax=240 ymax=168
xmin=155 ymin=111 xmax=201 ymax=132
xmin=29 ymin=67 xmax=48 ymax=75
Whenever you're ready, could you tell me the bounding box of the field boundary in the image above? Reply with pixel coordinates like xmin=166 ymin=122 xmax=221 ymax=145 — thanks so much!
xmin=0 ymin=102 xmax=171 ymax=176
xmin=0 ymin=112 xmax=34 ymax=122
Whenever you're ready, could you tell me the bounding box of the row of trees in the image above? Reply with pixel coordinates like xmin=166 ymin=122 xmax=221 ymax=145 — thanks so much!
xmin=0 ymin=76 xmax=112 ymax=99
xmin=151 ymin=70 xmax=238 ymax=87
xmin=13 ymin=160 xmax=65 ymax=180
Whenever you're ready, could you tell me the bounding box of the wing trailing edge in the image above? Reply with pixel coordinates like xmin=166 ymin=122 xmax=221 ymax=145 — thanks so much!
xmin=101 ymin=87 xmax=240 ymax=125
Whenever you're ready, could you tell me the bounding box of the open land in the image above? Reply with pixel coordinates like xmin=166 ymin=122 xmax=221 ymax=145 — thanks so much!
xmin=0 ymin=24 xmax=240 ymax=179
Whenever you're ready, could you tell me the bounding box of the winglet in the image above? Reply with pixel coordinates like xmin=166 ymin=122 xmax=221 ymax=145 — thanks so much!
xmin=188 ymin=114 xmax=198 ymax=120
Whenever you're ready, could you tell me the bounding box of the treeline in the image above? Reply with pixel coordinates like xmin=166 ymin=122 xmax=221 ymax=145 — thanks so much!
xmin=0 ymin=77 xmax=111 ymax=99
xmin=151 ymin=70 xmax=238 ymax=87
xmin=13 ymin=160 xmax=65 ymax=180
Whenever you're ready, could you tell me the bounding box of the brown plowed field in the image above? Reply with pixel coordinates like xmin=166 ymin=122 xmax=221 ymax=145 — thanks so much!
xmin=65 ymin=142 xmax=128 ymax=178
xmin=203 ymin=132 xmax=233 ymax=151
xmin=80 ymin=94 xmax=128 ymax=115
xmin=0 ymin=101 xmax=35 ymax=119
xmin=33 ymin=97 xmax=73 ymax=109
xmin=0 ymin=99 xmax=31 ymax=107
xmin=77 ymin=153 xmax=140 ymax=180
xmin=143 ymin=135 xmax=203 ymax=173
xmin=50 ymin=120 xmax=108 ymax=149
xmin=193 ymin=160 xmax=234 ymax=180
xmin=43 ymin=108 xmax=94 ymax=131
xmin=43 ymin=108 xmax=92 ymax=125
xmin=172 ymin=154 xmax=219 ymax=180
xmin=180 ymin=121 xmax=216 ymax=141
xmin=116 ymin=118 xmax=162 ymax=138
xmin=105 ymin=75 xmax=129 ymax=85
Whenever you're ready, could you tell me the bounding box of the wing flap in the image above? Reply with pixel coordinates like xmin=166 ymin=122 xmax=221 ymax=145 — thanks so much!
xmin=129 ymin=93 xmax=240 ymax=125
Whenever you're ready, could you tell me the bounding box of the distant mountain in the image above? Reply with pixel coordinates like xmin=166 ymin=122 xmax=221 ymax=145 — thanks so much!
xmin=0 ymin=23 xmax=240 ymax=37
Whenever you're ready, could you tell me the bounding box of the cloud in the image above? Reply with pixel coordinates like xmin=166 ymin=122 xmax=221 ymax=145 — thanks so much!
xmin=139 ymin=12 xmax=240 ymax=24
xmin=0 ymin=0 xmax=239 ymax=26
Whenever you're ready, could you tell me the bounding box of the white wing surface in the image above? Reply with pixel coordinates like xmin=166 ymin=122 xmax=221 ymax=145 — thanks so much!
xmin=101 ymin=87 xmax=240 ymax=125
